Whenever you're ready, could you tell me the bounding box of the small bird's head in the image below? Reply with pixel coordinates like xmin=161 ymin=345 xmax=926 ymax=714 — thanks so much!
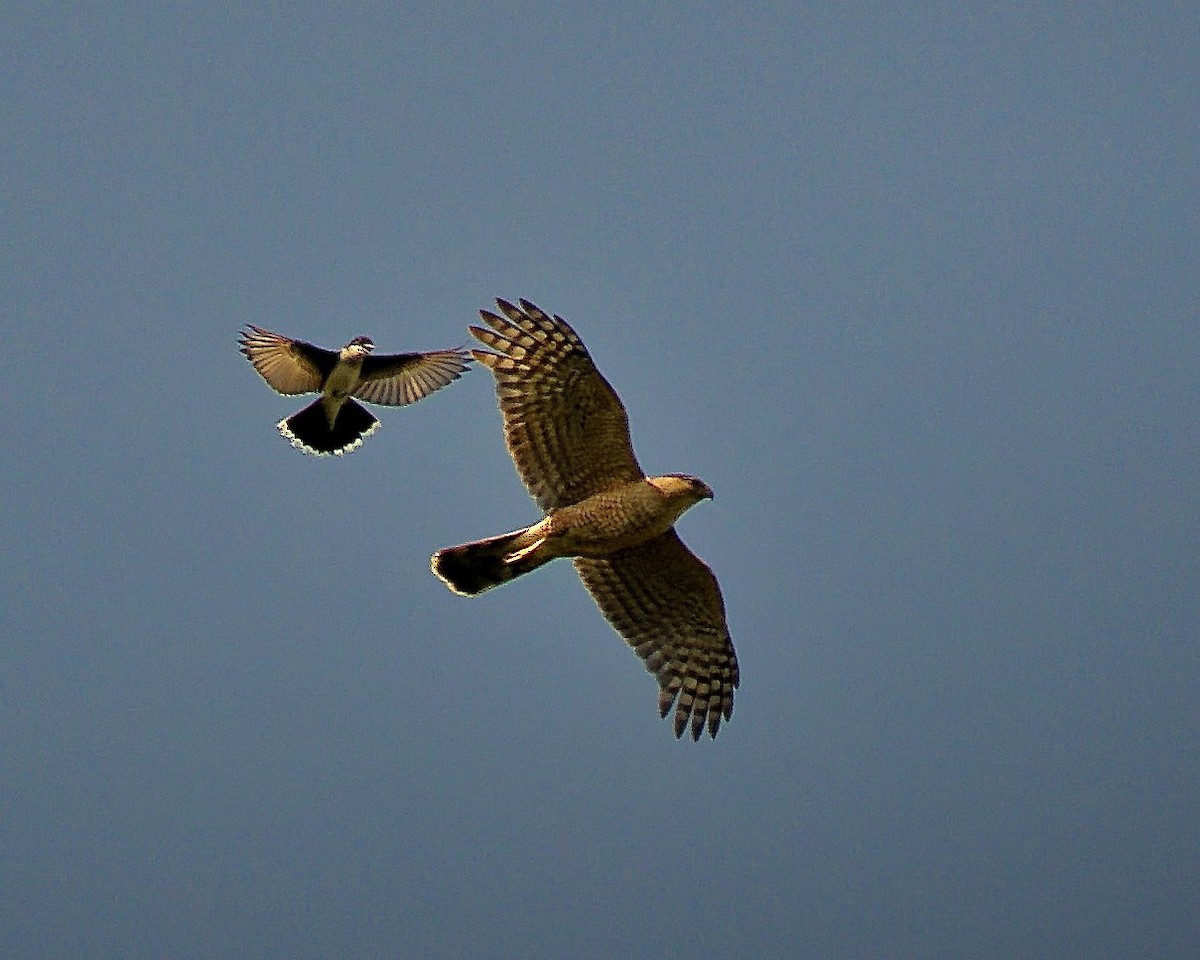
xmin=342 ymin=336 xmax=375 ymax=362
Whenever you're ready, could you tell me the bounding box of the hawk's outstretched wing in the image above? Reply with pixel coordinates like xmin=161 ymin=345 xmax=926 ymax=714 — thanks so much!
xmin=354 ymin=349 xmax=472 ymax=406
xmin=574 ymin=531 xmax=739 ymax=741
xmin=238 ymin=326 xmax=335 ymax=396
xmin=470 ymin=299 xmax=643 ymax=510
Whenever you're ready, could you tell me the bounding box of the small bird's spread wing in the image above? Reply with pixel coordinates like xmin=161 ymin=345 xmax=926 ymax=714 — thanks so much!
xmin=354 ymin=349 xmax=472 ymax=406
xmin=574 ymin=531 xmax=739 ymax=740
xmin=239 ymin=326 xmax=336 ymax=395
xmin=471 ymin=299 xmax=644 ymax=510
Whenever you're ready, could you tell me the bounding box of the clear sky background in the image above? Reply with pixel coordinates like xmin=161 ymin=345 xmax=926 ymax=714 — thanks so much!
xmin=4 ymin=4 xmax=1197 ymax=958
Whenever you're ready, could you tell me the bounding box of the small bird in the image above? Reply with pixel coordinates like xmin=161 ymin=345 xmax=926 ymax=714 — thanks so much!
xmin=238 ymin=326 xmax=471 ymax=455
xmin=431 ymin=299 xmax=739 ymax=740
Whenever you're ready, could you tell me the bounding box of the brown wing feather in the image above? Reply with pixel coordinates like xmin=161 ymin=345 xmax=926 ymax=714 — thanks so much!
xmin=470 ymin=299 xmax=643 ymax=510
xmin=574 ymin=531 xmax=740 ymax=740
xmin=238 ymin=326 xmax=335 ymax=395
xmin=354 ymin=348 xmax=471 ymax=406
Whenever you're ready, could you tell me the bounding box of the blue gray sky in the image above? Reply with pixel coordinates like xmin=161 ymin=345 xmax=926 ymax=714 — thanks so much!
xmin=4 ymin=4 xmax=1197 ymax=958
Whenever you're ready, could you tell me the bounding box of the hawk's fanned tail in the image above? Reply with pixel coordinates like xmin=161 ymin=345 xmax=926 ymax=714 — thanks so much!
xmin=277 ymin=398 xmax=379 ymax=456
xmin=431 ymin=528 xmax=550 ymax=596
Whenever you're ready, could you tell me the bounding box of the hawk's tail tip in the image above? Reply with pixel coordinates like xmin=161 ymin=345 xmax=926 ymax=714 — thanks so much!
xmin=430 ymin=529 xmax=545 ymax=595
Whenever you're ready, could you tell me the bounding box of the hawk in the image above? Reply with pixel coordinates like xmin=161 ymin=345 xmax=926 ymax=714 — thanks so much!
xmin=431 ymin=299 xmax=739 ymax=740
xmin=238 ymin=326 xmax=471 ymax=455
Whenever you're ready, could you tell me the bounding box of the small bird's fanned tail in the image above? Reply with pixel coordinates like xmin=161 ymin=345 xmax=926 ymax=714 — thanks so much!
xmin=277 ymin=398 xmax=379 ymax=456
xmin=431 ymin=528 xmax=549 ymax=596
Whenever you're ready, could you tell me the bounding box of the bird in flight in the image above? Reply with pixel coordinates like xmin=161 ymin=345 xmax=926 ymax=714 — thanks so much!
xmin=239 ymin=326 xmax=471 ymax=456
xmin=431 ymin=299 xmax=739 ymax=740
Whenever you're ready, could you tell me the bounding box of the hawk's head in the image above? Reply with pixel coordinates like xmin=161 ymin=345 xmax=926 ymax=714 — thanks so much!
xmin=652 ymin=474 xmax=714 ymax=503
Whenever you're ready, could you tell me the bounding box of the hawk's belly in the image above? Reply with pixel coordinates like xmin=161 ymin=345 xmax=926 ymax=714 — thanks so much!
xmin=545 ymin=482 xmax=679 ymax=557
